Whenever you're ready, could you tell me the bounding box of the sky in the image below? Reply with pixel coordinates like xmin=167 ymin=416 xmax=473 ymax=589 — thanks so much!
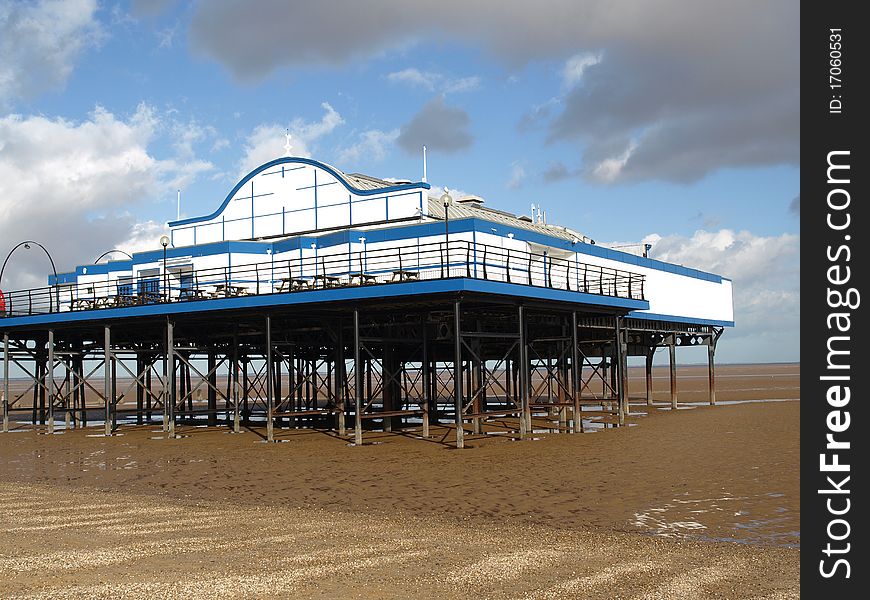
xmin=0 ymin=0 xmax=799 ymax=364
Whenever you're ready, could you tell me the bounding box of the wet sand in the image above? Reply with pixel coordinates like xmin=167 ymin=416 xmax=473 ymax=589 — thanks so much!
xmin=0 ymin=363 xmax=799 ymax=598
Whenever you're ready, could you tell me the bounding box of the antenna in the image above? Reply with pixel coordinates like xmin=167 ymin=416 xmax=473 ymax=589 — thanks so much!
xmin=283 ymin=129 xmax=293 ymax=156
xmin=177 ymin=189 xmax=181 ymax=221
xmin=422 ymin=145 xmax=428 ymax=183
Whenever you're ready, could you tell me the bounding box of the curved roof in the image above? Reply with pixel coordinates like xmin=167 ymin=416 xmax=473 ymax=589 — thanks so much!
xmin=169 ymin=156 xmax=429 ymax=228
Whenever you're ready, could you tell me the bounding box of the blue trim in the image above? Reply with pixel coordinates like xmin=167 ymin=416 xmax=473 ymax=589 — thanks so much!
xmin=627 ymin=311 xmax=734 ymax=328
xmin=51 ymin=217 xmax=730 ymax=287
xmin=1 ymin=279 xmax=648 ymax=328
xmin=168 ymin=157 xmax=430 ymax=228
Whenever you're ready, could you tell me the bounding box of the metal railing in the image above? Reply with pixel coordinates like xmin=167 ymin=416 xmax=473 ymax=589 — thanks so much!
xmin=0 ymin=240 xmax=645 ymax=318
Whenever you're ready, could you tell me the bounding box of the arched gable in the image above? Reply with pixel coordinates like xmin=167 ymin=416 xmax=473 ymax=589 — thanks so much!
xmin=169 ymin=157 xmax=429 ymax=246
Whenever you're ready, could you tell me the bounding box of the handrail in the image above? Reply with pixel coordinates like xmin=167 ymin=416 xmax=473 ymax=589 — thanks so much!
xmin=0 ymin=240 xmax=645 ymax=318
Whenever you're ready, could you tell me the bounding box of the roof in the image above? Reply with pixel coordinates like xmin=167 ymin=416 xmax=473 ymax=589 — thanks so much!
xmin=426 ymin=197 xmax=594 ymax=244
xmin=340 ymin=172 xmax=402 ymax=191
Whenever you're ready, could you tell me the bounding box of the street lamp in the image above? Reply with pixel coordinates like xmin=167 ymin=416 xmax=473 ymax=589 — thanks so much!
xmin=94 ymin=249 xmax=133 ymax=263
xmin=159 ymin=235 xmax=170 ymax=302
xmin=1 ymin=240 xmax=59 ymax=313
xmin=440 ymin=189 xmax=453 ymax=277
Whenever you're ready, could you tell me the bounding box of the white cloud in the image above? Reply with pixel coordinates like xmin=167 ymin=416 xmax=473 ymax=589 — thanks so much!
xmin=337 ymin=129 xmax=399 ymax=165
xmin=0 ymin=105 xmax=210 ymax=290
xmin=236 ymin=102 xmax=344 ymax=177
xmin=0 ymin=0 xmax=104 ymax=106
xmin=507 ymin=161 xmax=526 ymax=189
xmin=589 ymin=140 xmax=637 ymax=183
xmin=561 ymin=51 xmax=602 ymax=88
xmin=387 ymin=68 xmax=480 ymax=95
xmin=387 ymin=68 xmax=439 ymax=91
xmin=443 ymin=76 xmax=481 ymax=94
xmin=643 ymin=229 xmax=800 ymax=362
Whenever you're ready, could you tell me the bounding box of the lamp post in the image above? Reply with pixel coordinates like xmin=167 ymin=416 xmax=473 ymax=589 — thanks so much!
xmin=94 ymin=249 xmax=133 ymax=263
xmin=358 ymin=237 xmax=366 ymax=273
xmin=1 ymin=240 xmax=59 ymax=313
xmin=160 ymin=236 xmax=170 ymax=302
xmin=440 ymin=189 xmax=453 ymax=278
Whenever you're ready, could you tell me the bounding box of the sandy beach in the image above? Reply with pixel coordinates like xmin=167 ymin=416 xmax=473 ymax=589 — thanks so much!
xmin=0 ymin=363 xmax=800 ymax=598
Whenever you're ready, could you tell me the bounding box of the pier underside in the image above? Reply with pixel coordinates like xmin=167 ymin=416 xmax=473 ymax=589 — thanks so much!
xmin=2 ymin=290 xmax=721 ymax=448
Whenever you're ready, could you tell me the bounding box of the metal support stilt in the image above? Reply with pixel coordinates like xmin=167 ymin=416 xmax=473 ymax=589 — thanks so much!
xmin=2 ymin=333 xmax=9 ymax=433
xmin=421 ymin=323 xmax=430 ymax=438
xmin=614 ymin=316 xmax=625 ymax=426
xmin=645 ymin=350 xmax=654 ymax=406
xmin=47 ymin=330 xmax=55 ymax=432
xmin=518 ymin=305 xmax=529 ymax=437
xmin=669 ymin=341 xmax=677 ymax=409
xmin=336 ymin=323 xmax=346 ymax=437
xmin=708 ymin=339 xmax=716 ymax=405
xmin=266 ymin=315 xmax=274 ymax=442
xmin=453 ymin=300 xmax=464 ymax=449
xmin=353 ymin=309 xmax=363 ymax=446
xmin=104 ymin=326 xmax=112 ymax=436
xmin=571 ymin=312 xmax=583 ymax=433
xmin=167 ymin=321 xmax=176 ymax=437
xmin=232 ymin=337 xmax=240 ymax=433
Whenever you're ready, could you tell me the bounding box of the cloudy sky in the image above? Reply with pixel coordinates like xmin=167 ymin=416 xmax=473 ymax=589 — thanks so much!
xmin=0 ymin=0 xmax=799 ymax=363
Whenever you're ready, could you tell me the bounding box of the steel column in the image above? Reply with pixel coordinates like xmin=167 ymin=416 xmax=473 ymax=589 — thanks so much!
xmin=571 ymin=312 xmax=582 ymax=433
xmin=2 ymin=333 xmax=9 ymax=432
xmin=453 ymin=300 xmax=464 ymax=449
xmin=167 ymin=321 xmax=175 ymax=437
xmin=669 ymin=341 xmax=677 ymax=409
xmin=708 ymin=341 xmax=716 ymax=405
xmin=614 ymin=316 xmax=625 ymax=426
xmin=232 ymin=336 xmax=240 ymax=433
xmin=354 ymin=309 xmax=363 ymax=446
xmin=518 ymin=305 xmax=530 ymax=436
xmin=645 ymin=349 xmax=654 ymax=405
xmin=47 ymin=330 xmax=55 ymax=432
xmin=266 ymin=315 xmax=274 ymax=442
xmin=104 ymin=326 xmax=112 ymax=436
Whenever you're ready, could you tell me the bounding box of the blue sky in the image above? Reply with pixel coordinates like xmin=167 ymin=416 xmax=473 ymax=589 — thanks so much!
xmin=0 ymin=0 xmax=799 ymax=363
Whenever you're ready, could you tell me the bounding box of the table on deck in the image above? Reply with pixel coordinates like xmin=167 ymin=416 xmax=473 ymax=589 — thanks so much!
xmin=212 ymin=284 xmax=248 ymax=298
xmin=312 ymin=274 xmax=342 ymax=288
xmin=276 ymin=277 xmax=312 ymax=292
xmin=179 ymin=288 xmax=209 ymax=301
xmin=349 ymin=273 xmax=378 ymax=286
xmin=391 ymin=269 xmax=419 ymax=282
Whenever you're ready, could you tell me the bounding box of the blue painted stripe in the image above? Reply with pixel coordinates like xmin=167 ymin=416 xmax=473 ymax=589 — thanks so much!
xmin=627 ymin=310 xmax=734 ymax=327
xmin=1 ymin=279 xmax=648 ymax=328
xmin=168 ymin=157 xmax=430 ymax=228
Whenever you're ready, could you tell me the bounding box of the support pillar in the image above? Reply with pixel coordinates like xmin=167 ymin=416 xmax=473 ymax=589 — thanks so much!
xmin=167 ymin=321 xmax=176 ymax=437
xmin=645 ymin=349 xmax=654 ymax=405
xmin=336 ymin=324 xmax=346 ymax=437
xmin=453 ymin=300 xmax=464 ymax=449
xmin=421 ymin=323 xmax=430 ymax=438
xmin=232 ymin=337 xmax=241 ymax=433
xmin=104 ymin=326 xmax=113 ymax=436
xmin=708 ymin=339 xmax=716 ymax=405
xmin=571 ymin=312 xmax=582 ymax=433
xmin=614 ymin=317 xmax=625 ymax=426
xmin=47 ymin=330 xmax=55 ymax=432
xmin=669 ymin=340 xmax=677 ymax=409
xmin=266 ymin=315 xmax=274 ymax=442
xmin=3 ymin=333 xmax=9 ymax=433
xmin=518 ymin=305 xmax=530 ymax=437
xmin=353 ymin=310 xmax=363 ymax=446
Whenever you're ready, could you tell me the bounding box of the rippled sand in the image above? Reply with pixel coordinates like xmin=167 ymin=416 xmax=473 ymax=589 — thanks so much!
xmin=0 ymin=363 xmax=799 ymax=598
